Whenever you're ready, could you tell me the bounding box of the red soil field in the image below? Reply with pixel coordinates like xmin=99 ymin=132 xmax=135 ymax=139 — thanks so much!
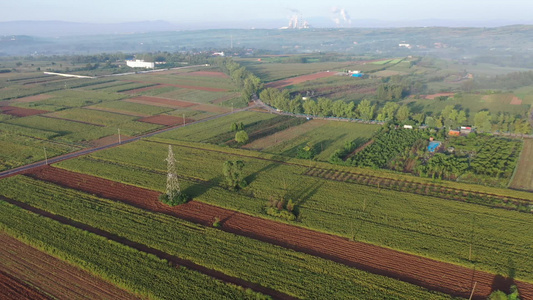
xmin=184 ymin=71 xmax=229 ymax=78
xmin=265 ymin=71 xmax=337 ymax=89
xmin=0 ymin=106 xmax=48 ymax=117
xmin=122 ymin=84 xmax=163 ymax=95
xmin=0 ymin=270 xmax=49 ymax=300
xmin=424 ymin=92 xmax=455 ymax=99
xmin=125 ymin=96 xmax=197 ymax=108
xmin=27 ymin=166 xmax=533 ymax=300
xmin=138 ymin=115 xmax=193 ymax=126
xmin=510 ymin=96 xmax=523 ymax=105
xmin=0 ymin=233 xmax=139 ymax=300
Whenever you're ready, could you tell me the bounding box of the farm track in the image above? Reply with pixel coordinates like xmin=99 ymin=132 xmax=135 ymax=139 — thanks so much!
xmin=0 ymin=194 xmax=295 ymax=300
xmin=0 ymin=270 xmax=50 ymax=300
xmin=25 ymin=166 xmax=533 ymax=300
xmin=0 ymin=233 xmax=139 ymax=300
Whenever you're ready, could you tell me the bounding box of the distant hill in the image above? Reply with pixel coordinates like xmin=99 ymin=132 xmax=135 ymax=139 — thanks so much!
xmin=0 ymin=20 xmax=179 ymax=37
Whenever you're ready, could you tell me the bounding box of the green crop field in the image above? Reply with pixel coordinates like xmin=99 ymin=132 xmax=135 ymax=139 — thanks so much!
xmin=265 ymin=121 xmax=380 ymax=161
xmin=11 ymin=89 xmax=127 ymax=111
xmin=0 ymin=200 xmax=266 ymax=300
xmin=0 ymin=132 xmax=79 ymax=171
xmin=87 ymin=100 xmax=174 ymax=116
xmin=0 ymin=176 xmax=453 ymax=299
xmin=243 ymin=61 xmax=354 ymax=82
xmin=153 ymin=111 xmax=278 ymax=143
xmin=55 ymin=139 xmax=533 ymax=282
xmin=122 ymin=73 xmax=234 ymax=90
xmin=146 ymin=87 xmax=236 ymax=104
xmin=4 ymin=115 xmax=161 ymax=143
xmin=401 ymin=93 xmax=530 ymax=119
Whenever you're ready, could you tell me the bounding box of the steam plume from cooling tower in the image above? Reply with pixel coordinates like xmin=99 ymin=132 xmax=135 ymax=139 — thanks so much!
xmin=331 ymin=7 xmax=352 ymax=26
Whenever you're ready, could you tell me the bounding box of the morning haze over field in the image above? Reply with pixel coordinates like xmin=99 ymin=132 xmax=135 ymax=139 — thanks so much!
xmin=1 ymin=1 xmax=532 ymax=300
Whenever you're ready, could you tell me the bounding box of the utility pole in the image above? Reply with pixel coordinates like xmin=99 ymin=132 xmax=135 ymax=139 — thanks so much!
xmin=183 ymin=113 xmax=186 ymax=126
xmin=468 ymin=282 xmax=477 ymax=300
xmin=118 ymin=128 xmax=121 ymax=144
xmin=231 ymin=102 xmax=234 ymax=113
xmin=43 ymin=147 xmax=48 ymax=165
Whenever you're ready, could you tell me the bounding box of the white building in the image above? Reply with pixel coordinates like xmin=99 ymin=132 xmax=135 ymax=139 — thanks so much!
xmin=126 ymin=60 xmax=155 ymax=69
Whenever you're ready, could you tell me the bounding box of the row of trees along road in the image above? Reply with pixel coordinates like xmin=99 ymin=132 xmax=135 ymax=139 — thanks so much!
xmin=259 ymin=87 xmax=531 ymax=134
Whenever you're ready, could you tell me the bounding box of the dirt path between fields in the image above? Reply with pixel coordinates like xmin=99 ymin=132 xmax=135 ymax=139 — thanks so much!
xmin=26 ymin=166 xmax=533 ymax=300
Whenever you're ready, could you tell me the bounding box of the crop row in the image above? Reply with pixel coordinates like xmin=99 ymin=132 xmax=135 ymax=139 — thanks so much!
xmin=0 ymin=200 xmax=265 ymax=300
xmin=0 ymin=176 xmax=452 ymax=299
xmin=304 ymin=167 xmax=533 ymax=213
xmin=54 ymin=140 xmax=533 ymax=281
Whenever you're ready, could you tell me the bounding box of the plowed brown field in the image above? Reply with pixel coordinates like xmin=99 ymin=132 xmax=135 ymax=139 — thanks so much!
xmin=27 ymin=166 xmax=533 ymax=300
xmin=0 ymin=233 xmax=139 ymax=300
xmin=0 ymin=106 xmax=48 ymax=117
xmin=265 ymin=71 xmax=337 ymax=89
xmin=0 ymin=270 xmax=49 ymax=300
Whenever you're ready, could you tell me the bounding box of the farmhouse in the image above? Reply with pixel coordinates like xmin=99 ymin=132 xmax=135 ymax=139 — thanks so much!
xmin=126 ymin=59 xmax=155 ymax=69
xmin=460 ymin=126 xmax=473 ymax=134
xmin=448 ymin=130 xmax=461 ymax=136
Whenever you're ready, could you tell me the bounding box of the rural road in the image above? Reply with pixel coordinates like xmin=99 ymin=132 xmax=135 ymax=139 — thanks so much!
xmin=0 ymin=104 xmax=256 ymax=179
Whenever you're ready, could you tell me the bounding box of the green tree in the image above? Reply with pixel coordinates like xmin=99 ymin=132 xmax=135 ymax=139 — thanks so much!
xmin=474 ymin=111 xmax=492 ymax=132
xmin=222 ymin=160 xmax=247 ymax=190
xmin=396 ymin=105 xmax=410 ymax=122
xmin=235 ymin=130 xmax=249 ymax=144
xmin=382 ymin=102 xmax=399 ymax=121
xmin=357 ymin=99 xmax=375 ymax=120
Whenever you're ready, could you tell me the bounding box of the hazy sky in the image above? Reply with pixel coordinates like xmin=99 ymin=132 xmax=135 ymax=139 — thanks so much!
xmin=3 ymin=0 xmax=532 ymax=24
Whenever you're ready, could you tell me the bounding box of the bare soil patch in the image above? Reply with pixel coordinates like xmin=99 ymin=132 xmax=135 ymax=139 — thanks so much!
xmin=0 ymin=233 xmax=138 ymax=300
xmin=0 ymin=106 xmax=48 ymax=117
xmin=138 ymin=115 xmax=193 ymax=126
xmin=125 ymin=96 xmax=197 ymax=108
xmin=0 ymin=270 xmax=50 ymax=300
xmin=265 ymin=72 xmax=337 ymax=89
xmin=28 ymin=166 xmax=533 ymax=300
xmin=510 ymin=96 xmax=523 ymax=105
xmin=185 ymin=71 xmax=229 ymax=78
